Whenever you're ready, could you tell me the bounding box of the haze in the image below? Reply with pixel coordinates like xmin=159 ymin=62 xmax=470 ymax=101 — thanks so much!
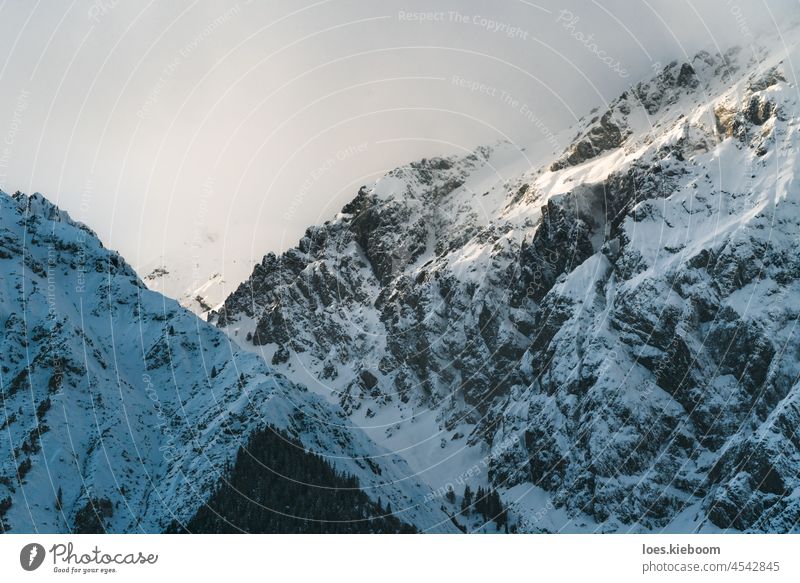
xmin=0 ymin=0 xmax=795 ymax=301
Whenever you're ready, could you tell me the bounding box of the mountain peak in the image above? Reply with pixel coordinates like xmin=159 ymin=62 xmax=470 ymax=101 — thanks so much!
xmin=212 ymin=33 xmax=800 ymax=532
xmin=0 ymin=189 xmax=455 ymax=533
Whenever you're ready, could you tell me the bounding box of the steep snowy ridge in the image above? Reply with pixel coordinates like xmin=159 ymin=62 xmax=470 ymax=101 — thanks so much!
xmin=0 ymin=189 xmax=456 ymax=533
xmin=141 ymin=255 xmax=229 ymax=319
xmin=216 ymin=33 xmax=800 ymax=532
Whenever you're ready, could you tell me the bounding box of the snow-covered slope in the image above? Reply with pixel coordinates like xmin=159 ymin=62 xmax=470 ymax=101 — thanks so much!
xmin=0 ymin=189 xmax=456 ymax=533
xmin=140 ymin=255 xmax=229 ymax=319
xmin=215 ymin=34 xmax=800 ymax=532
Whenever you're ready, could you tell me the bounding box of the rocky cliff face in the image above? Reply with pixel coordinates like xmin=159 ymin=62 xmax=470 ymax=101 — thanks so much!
xmin=0 ymin=189 xmax=455 ymax=533
xmin=215 ymin=40 xmax=800 ymax=532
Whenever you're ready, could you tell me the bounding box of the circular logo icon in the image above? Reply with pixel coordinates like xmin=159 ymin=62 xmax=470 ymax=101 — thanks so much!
xmin=20 ymin=543 xmax=46 ymax=571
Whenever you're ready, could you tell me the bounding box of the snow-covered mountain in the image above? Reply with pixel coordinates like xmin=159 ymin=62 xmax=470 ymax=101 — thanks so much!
xmin=214 ymin=36 xmax=800 ymax=532
xmin=0 ymin=189 xmax=457 ymax=533
xmin=141 ymin=257 xmax=228 ymax=319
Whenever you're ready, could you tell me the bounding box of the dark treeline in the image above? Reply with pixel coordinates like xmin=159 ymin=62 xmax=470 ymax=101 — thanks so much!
xmin=461 ymin=484 xmax=509 ymax=532
xmin=168 ymin=426 xmax=416 ymax=533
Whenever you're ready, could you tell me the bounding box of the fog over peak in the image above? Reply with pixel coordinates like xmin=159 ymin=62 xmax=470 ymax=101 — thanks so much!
xmin=0 ymin=0 xmax=794 ymax=300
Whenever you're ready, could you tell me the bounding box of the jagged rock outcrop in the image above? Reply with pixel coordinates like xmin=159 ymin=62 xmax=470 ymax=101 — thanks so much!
xmin=214 ymin=38 xmax=800 ymax=533
xmin=0 ymin=189 xmax=455 ymax=533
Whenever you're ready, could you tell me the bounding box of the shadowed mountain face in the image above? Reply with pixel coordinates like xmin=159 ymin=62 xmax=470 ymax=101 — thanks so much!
xmin=0 ymin=189 xmax=454 ymax=534
xmin=170 ymin=426 xmax=418 ymax=534
xmin=214 ymin=42 xmax=800 ymax=533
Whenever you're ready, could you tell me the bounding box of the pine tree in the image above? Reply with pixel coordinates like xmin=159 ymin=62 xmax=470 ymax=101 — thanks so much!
xmin=445 ymin=485 xmax=456 ymax=504
xmin=210 ymin=365 xmax=217 ymax=378
xmin=486 ymin=488 xmax=507 ymax=528
xmin=475 ymin=486 xmax=486 ymax=518
xmin=461 ymin=485 xmax=473 ymax=514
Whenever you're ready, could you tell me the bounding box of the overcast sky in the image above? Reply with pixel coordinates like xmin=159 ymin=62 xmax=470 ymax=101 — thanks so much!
xmin=0 ymin=0 xmax=796 ymax=295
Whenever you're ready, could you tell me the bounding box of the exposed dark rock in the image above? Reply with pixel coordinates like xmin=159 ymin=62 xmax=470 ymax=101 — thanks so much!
xmin=551 ymin=111 xmax=624 ymax=171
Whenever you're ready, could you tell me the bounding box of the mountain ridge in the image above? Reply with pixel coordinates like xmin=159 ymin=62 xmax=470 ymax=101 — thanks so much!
xmin=0 ymin=187 xmax=457 ymax=533
xmin=213 ymin=36 xmax=800 ymax=532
